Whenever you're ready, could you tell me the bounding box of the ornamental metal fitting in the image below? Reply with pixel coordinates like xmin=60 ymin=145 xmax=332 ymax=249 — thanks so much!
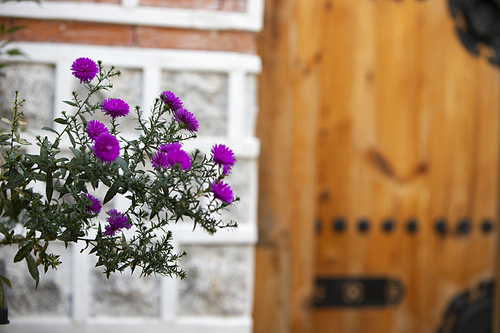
xmin=449 ymin=0 xmax=500 ymax=66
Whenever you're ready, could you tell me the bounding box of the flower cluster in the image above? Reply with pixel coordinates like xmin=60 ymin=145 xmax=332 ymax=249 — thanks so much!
xmin=86 ymin=120 xmax=108 ymax=141
xmin=71 ymin=57 xmax=98 ymax=84
xmin=211 ymin=144 xmax=235 ymax=175
xmin=160 ymin=90 xmax=183 ymax=111
xmin=84 ymin=194 xmax=102 ymax=215
xmin=92 ymin=132 xmax=120 ymax=163
xmin=0 ymin=57 xmax=239 ymax=289
xmin=152 ymin=143 xmax=191 ymax=171
xmin=101 ymin=98 xmax=130 ymax=119
xmin=103 ymin=209 xmax=131 ymax=236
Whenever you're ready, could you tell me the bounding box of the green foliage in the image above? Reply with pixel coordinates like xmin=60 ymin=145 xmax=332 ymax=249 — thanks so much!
xmin=0 ymin=61 xmax=238 ymax=297
xmin=0 ymin=22 xmax=26 ymax=76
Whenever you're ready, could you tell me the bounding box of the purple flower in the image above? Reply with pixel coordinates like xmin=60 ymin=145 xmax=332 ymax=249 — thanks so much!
xmin=86 ymin=120 xmax=108 ymax=142
xmin=84 ymin=194 xmax=102 ymax=215
xmin=211 ymin=144 xmax=235 ymax=174
xmin=210 ymin=181 xmax=233 ymax=204
xmin=103 ymin=209 xmax=131 ymax=236
xmin=160 ymin=91 xmax=183 ymax=111
xmin=174 ymin=108 xmax=199 ymax=133
xmin=101 ymin=98 xmax=130 ymax=119
xmin=92 ymin=132 xmax=120 ymax=163
xmin=159 ymin=142 xmax=182 ymax=154
xmin=166 ymin=148 xmax=191 ymax=170
xmin=151 ymin=151 xmax=168 ymax=170
xmin=71 ymin=57 xmax=98 ymax=83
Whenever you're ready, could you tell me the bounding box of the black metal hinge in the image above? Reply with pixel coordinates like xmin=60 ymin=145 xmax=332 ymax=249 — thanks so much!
xmin=314 ymin=277 xmax=405 ymax=308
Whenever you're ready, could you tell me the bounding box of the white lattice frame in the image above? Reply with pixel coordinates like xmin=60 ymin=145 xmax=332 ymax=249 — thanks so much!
xmin=0 ymin=0 xmax=264 ymax=31
xmin=0 ymin=42 xmax=261 ymax=333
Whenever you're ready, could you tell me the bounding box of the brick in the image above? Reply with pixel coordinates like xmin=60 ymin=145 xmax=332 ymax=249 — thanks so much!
xmin=136 ymin=27 xmax=257 ymax=53
xmin=3 ymin=19 xmax=134 ymax=46
xmin=0 ymin=19 xmax=257 ymax=53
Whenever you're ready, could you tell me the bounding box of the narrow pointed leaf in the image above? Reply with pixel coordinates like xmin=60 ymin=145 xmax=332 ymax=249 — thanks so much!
xmin=53 ymin=118 xmax=68 ymax=125
xmin=41 ymin=126 xmax=59 ymax=134
xmin=46 ymin=171 xmax=53 ymax=203
xmin=103 ymin=182 xmax=119 ymax=204
xmin=13 ymin=241 xmax=33 ymax=262
xmin=0 ymin=275 xmax=12 ymax=289
xmin=26 ymin=254 xmax=39 ymax=289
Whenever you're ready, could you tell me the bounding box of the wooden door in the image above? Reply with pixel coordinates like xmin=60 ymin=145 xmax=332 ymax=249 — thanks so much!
xmin=314 ymin=0 xmax=500 ymax=332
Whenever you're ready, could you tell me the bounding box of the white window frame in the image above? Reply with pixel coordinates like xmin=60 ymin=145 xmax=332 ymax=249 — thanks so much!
xmin=0 ymin=0 xmax=264 ymax=31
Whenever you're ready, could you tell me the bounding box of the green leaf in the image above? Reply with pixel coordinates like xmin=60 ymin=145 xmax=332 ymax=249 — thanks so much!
xmin=103 ymin=182 xmax=120 ymax=204
xmin=26 ymin=154 xmax=43 ymax=164
xmin=53 ymin=118 xmax=68 ymax=125
xmin=116 ymin=156 xmax=131 ymax=176
xmin=17 ymin=138 xmax=31 ymax=145
xmin=6 ymin=48 xmax=23 ymax=56
xmin=41 ymin=126 xmax=59 ymax=135
xmin=46 ymin=171 xmax=53 ymax=203
xmin=99 ymin=175 xmax=111 ymax=187
xmin=67 ymin=131 xmax=76 ymax=147
xmin=26 ymin=254 xmax=39 ymax=289
xmin=4 ymin=26 xmax=25 ymax=34
xmin=0 ymin=223 xmax=9 ymax=238
xmin=79 ymin=114 xmax=87 ymax=127
xmin=5 ymin=169 xmax=24 ymax=189
xmin=1 ymin=118 xmax=11 ymax=124
xmin=63 ymin=100 xmax=78 ymax=107
xmin=0 ymin=275 xmax=12 ymax=289
xmin=69 ymin=147 xmax=81 ymax=158
xmin=13 ymin=241 xmax=33 ymax=263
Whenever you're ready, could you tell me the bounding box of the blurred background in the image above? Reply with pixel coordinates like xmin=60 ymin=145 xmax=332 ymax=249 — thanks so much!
xmin=1 ymin=0 xmax=500 ymax=332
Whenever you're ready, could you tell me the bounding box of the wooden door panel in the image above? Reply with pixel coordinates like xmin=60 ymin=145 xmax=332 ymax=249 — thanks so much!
xmin=314 ymin=0 xmax=499 ymax=332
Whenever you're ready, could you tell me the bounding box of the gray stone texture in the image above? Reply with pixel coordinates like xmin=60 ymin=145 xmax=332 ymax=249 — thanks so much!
xmin=0 ymin=63 xmax=55 ymax=132
xmin=244 ymin=75 xmax=258 ymax=137
xmin=222 ymin=158 xmax=256 ymax=224
xmin=178 ymin=245 xmax=252 ymax=316
xmin=0 ymin=244 xmax=71 ymax=317
xmin=72 ymin=68 xmax=143 ymax=132
xmin=90 ymin=267 xmax=160 ymax=317
xmin=161 ymin=71 xmax=228 ymax=136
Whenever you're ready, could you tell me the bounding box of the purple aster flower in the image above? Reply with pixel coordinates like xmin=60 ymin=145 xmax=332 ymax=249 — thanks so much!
xmin=166 ymin=148 xmax=191 ymax=170
xmin=84 ymin=194 xmax=102 ymax=215
xmin=71 ymin=57 xmax=98 ymax=83
xmin=159 ymin=142 xmax=182 ymax=154
xmin=92 ymin=132 xmax=120 ymax=163
xmin=103 ymin=209 xmax=131 ymax=236
xmin=174 ymin=108 xmax=199 ymax=133
xmin=101 ymin=98 xmax=130 ymax=119
xmin=86 ymin=120 xmax=108 ymax=142
xmin=210 ymin=181 xmax=233 ymax=204
xmin=160 ymin=91 xmax=183 ymax=111
xmin=211 ymin=144 xmax=235 ymax=174
xmin=151 ymin=151 xmax=168 ymax=170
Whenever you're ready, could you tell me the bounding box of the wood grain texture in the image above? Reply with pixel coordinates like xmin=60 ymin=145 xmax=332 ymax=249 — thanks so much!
xmin=314 ymin=0 xmax=499 ymax=332
xmin=253 ymin=0 xmax=323 ymax=331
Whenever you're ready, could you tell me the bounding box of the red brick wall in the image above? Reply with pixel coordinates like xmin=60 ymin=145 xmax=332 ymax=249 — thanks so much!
xmin=0 ymin=16 xmax=257 ymax=54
